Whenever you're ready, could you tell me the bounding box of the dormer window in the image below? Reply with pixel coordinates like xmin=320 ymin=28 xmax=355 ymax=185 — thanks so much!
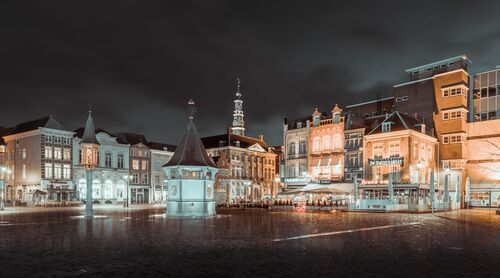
xmin=333 ymin=112 xmax=340 ymax=124
xmin=297 ymin=122 xmax=302 ymax=128
xmin=382 ymin=122 xmax=392 ymax=133
xmin=313 ymin=116 xmax=320 ymax=127
xmin=219 ymin=140 xmax=225 ymax=147
xmin=235 ymin=140 xmax=240 ymax=147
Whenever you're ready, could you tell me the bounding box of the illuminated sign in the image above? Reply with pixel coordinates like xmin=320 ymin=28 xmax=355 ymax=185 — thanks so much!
xmin=368 ymin=157 xmax=404 ymax=166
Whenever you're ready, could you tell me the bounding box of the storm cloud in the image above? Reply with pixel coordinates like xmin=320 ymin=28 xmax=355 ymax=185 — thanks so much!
xmin=1 ymin=0 xmax=500 ymax=145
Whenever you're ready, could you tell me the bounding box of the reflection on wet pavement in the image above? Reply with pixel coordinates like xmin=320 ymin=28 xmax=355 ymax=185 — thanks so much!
xmin=0 ymin=207 xmax=498 ymax=277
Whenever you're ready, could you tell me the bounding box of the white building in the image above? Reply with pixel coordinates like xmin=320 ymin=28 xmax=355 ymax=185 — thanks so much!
xmin=2 ymin=116 xmax=75 ymax=205
xmin=282 ymin=116 xmax=310 ymax=191
xmin=164 ymin=100 xmax=218 ymax=217
xmin=148 ymin=142 xmax=175 ymax=204
xmin=73 ymin=128 xmax=130 ymax=205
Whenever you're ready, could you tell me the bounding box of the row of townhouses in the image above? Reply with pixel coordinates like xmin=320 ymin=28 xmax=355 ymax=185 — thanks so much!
xmin=0 ymin=81 xmax=281 ymax=206
xmin=0 ymin=116 xmax=176 ymax=206
xmin=282 ymin=55 xmax=500 ymax=208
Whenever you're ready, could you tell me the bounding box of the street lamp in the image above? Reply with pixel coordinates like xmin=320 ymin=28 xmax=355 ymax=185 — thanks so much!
xmin=123 ymin=174 xmax=132 ymax=207
xmin=0 ymin=167 xmax=12 ymax=211
xmin=80 ymin=110 xmax=100 ymax=218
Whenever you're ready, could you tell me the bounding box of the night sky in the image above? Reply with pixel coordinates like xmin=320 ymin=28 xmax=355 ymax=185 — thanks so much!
xmin=1 ymin=1 xmax=500 ymax=146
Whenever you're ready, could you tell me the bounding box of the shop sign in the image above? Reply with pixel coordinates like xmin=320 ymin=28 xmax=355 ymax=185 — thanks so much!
xmin=368 ymin=157 xmax=404 ymax=166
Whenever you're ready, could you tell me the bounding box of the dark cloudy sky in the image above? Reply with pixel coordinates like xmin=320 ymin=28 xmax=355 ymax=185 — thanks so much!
xmin=1 ymin=1 xmax=500 ymax=145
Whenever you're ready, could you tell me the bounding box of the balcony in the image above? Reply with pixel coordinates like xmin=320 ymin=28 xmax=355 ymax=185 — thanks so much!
xmin=286 ymin=153 xmax=307 ymax=160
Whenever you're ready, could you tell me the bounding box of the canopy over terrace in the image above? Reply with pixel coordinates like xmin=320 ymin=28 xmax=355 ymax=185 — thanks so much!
xmin=279 ymin=183 xmax=353 ymax=196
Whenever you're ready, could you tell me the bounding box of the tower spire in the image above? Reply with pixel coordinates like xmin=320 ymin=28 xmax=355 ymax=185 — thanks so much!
xmin=188 ymin=99 xmax=196 ymax=120
xmin=231 ymin=78 xmax=245 ymax=136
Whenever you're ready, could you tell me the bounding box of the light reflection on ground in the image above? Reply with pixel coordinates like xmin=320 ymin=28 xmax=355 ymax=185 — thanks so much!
xmin=0 ymin=206 xmax=498 ymax=277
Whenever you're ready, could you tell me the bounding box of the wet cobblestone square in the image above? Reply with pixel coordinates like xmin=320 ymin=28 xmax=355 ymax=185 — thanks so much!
xmin=0 ymin=207 xmax=499 ymax=277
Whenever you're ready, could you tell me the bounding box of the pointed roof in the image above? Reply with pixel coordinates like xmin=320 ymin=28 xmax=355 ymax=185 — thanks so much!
xmin=164 ymin=100 xmax=216 ymax=168
xmin=7 ymin=115 xmax=65 ymax=136
xmin=368 ymin=111 xmax=422 ymax=135
xmin=81 ymin=110 xmax=99 ymax=145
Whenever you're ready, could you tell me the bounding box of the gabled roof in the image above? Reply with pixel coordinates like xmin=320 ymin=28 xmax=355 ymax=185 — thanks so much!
xmin=81 ymin=111 xmax=99 ymax=145
xmin=201 ymin=132 xmax=269 ymax=149
xmin=114 ymin=132 xmax=148 ymax=145
xmin=368 ymin=111 xmax=422 ymax=135
xmin=0 ymin=126 xmax=13 ymax=145
xmin=147 ymin=141 xmax=177 ymax=152
xmin=7 ymin=116 xmax=65 ymax=136
xmin=164 ymin=118 xmax=216 ymax=168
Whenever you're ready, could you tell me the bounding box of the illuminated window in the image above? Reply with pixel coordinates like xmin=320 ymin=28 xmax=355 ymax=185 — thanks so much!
xmin=54 ymin=163 xmax=62 ymax=179
xmin=373 ymin=143 xmax=383 ymax=159
xmin=373 ymin=166 xmax=383 ymax=181
xmin=389 ymin=165 xmax=401 ymax=182
xmin=333 ymin=134 xmax=341 ymax=149
xmin=45 ymin=146 xmax=53 ymax=159
xmin=54 ymin=148 xmax=62 ymax=160
xmin=322 ymin=135 xmax=331 ymax=150
xmin=44 ymin=163 xmax=53 ymax=178
xmin=63 ymin=148 xmax=71 ymax=160
xmin=132 ymin=160 xmax=140 ymax=170
xmin=388 ymin=141 xmax=400 ymax=158
xmin=313 ymin=137 xmax=321 ymax=152
xmin=63 ymin=164 xmax=71 ymax=179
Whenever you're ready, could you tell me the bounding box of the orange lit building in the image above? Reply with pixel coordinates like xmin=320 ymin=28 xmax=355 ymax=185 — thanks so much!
xmin=362 ymin=112 xmax=438 ymax=207
xmin=309 ymin=105 xmax=345 ymax=183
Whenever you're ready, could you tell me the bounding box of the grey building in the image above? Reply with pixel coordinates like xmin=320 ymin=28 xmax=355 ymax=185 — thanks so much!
xmin=282 ymin=116 xmax=310 ymax=190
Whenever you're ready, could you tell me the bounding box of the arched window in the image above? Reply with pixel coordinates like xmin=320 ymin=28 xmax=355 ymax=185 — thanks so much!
xmin=78 ymin=179 xmax=86 ymax=200
xmin=116 ymin=180 xmax=125 ymax=199
xmin=92 ymin=180 xmax=101 ymax=198
xmin=104 ymin=180 xmax=113 ymax=199
xmin=322 ymin=135 xmax=331 ymax=150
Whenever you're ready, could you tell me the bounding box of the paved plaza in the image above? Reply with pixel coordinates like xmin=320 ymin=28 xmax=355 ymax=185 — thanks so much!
xmin=0 ymin=206 xmax=499 ymax=277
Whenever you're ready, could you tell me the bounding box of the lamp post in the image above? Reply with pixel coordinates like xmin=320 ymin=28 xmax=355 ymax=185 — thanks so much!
xmin=123 ymin=174 xmax=132 ymax=207
xmin=444 ymin=168 xmax=450 ymax=211
xmin=80 ymin=109 xmax=100 ymax=218
xmin=0 ymin=166 xmax=12 ymax=211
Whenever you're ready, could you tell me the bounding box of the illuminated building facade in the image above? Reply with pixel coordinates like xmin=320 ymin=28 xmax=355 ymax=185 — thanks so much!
xmin=282 ymin=116 xmax=310 ymax=190
xmin=202 ymin=80 xmax=278 ymax=203
xmin=114 ymin=133 xmax=152 ymax=204
xmin=309 ymin=105 xmax=345 ymax=183
xmin=2 ymin=116 xmax=75 ymax=205
xmin=73 ymin=128 xmax=130 ymax=205
xmin=472 ymin=67 xmax=500 ymax=121
xmin=361 ymin=112 xmax=438 ymax=209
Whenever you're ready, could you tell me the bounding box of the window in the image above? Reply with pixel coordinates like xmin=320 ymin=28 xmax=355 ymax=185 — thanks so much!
xmin=132 ymin=160 xmax=140 ymax=170
xmin=389 ymin=165 xmax=401 ymax=182
xmin=313 ymin=137 xmax=321 ymax=152
xmin=388 ymin=141 xmax=400 ymax=158
xmin=372 ymin=111 xmax=378 ymax=117
xmin=442 ymin=86 xmax=467 ymax=98
xmin=104 ymin=181 xmax=112 ymax=199
xmin=63 ymin=164 xmax=71 ymax=179
xmin=373 ymin=166 xmax=383 ymax=180
xmin=105 ymin=152 xmax=112 ymax=168
xmin=373 ymin=144 xmax=383 ymax=159
xmin=322 ymin=135 xmax=331 ymax=150
xmin=419 ymin=144 xmax=426 ymax=161
xmin=63 ymin=148 xmax=71 ymax=160
xmin=54 ymin=148 xmax=62 ymax=159
xmin=288 ymin=143 xmax=296 ymax=156
xmin=142 ymin=174 xmax=148 ymax=184
xmin=442 ymin=109 xmax=465 ymax=120
xmin=401 ymin=96 xmax=408 ymax=101
xmin=396 ymin=97 xmax=402 ymax=102
xmin=22 ymin=164 xmax=26 ymax=179
xmin=117 ymin=154 xmax=124 ymax=168
xmin=296 ymin=122 xmax=302 ymax=128
xmin=116 ymin=181 xmax=125 ymax=199
xmin=382 ymin=122 xmax=392 ymax=133
xmin=45 ymin=146 xmax=53 ymax=159
xmin=333 ymin=134 xmax=341 ymax=149
xmin=21 ymin=148 xmax=26 ymax=159
xmin=443 ymin=160 xmax=466 ymax=169
xmin=45 ymin=163 xmax=53 ymax=178
xmin=363 ymin=113 xmax=368 ymax=119
xmin=442 ymin=134 xmax=464 ymax=144
xmin=132 ymin=173 xmax=139 ymax=184
xmin=54 ymin=163 xmax=62 ymax=179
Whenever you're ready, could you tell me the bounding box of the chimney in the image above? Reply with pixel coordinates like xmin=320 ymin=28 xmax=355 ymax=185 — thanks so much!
xmin=258 ymin=134 xmax=264 ymax=141
xmin=421 ymin=123 xmax=426 ymax=134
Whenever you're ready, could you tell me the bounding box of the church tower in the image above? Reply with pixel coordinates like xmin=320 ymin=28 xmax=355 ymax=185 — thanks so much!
xmin=231 ymin=78 xmax=245 ymax=136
